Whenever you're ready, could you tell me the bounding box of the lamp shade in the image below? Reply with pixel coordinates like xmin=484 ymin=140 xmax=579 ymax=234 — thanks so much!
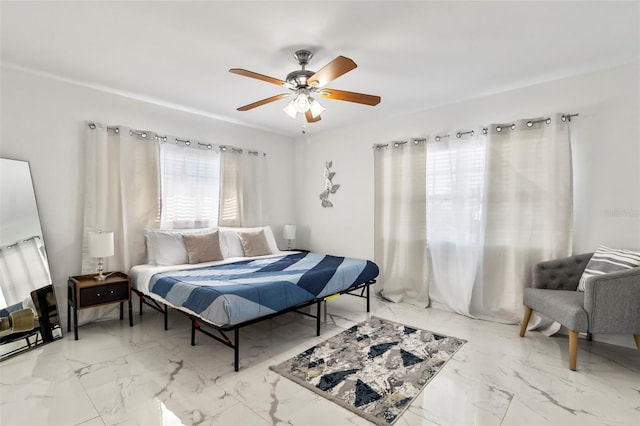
xmin=282 ymin=225 xmax=296 ymax=240
xmin=283 ymin=100 xmax=298 ymax=119
xmin=309 ymin=99 xmax=325 ymax=118
xmin=88 ymin=231 xmax=114 ymax=258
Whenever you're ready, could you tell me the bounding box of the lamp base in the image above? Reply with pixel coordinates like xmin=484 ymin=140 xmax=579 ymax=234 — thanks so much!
xmin=94 ymin=257 xmax=107 ymax=280
xmin=93 ymin=272 xmax=115 ymax=281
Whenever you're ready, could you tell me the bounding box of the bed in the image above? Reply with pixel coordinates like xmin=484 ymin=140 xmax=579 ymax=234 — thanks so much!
xmin=129 ymin=226 xmax=379 ymax=371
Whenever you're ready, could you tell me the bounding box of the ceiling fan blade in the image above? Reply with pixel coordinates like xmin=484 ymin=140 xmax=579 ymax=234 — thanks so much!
xmin=307 ymin=56 xmax=357 ymax=88
xmin=237 ymin=94 xmax=289 ymax=111
xmin=229 ymin=68 xmax=287 ymax=86
xmin=318 ymin=88 xmax=381 ymax=106
xmin=305 ymin=110 xmax=321 ymax=123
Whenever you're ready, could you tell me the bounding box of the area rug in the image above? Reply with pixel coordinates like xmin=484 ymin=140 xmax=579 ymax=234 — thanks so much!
xmin=270 ymin=316 xmax=466 ymax=425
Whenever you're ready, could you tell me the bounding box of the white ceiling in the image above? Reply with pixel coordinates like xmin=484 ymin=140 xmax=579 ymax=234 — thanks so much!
xmin=1 ymin=1 xmax=638 ymax=138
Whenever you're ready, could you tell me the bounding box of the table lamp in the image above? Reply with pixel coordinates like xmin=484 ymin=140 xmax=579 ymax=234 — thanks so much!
xmin=283 ymin=224 xmax=296 ymax=251
xmin=88 ymin=230 xmax=114 ymax=280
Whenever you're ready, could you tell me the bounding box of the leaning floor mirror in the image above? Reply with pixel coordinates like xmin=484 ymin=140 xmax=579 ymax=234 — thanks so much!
xmin=0 ymin=158 xmax=62 ymax=361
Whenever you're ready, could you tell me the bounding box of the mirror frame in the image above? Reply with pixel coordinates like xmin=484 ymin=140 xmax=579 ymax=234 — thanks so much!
xmin=1 ymin=157 xmax=62 ymax=361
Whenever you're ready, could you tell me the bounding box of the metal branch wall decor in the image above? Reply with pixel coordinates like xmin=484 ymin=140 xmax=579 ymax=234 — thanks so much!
xmin=319 ymin=161 xmax=340 ymax=207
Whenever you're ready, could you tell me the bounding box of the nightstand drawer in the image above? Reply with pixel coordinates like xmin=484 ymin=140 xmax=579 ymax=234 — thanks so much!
xmin=79 ymin=282 xmax=128 ymax=307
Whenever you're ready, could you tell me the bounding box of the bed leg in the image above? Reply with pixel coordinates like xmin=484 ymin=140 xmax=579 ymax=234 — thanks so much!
xmin=139 ymin=295 xmax=143 ymax=316
xmin=366 ymin=283 xmax=370 ymax=313
xmin=234 ymin=327 xmax=240 ymax=372
xmin=129 ymin=299 xmax=133 ymax=327
xmin=191 ymin=321 xmax=196 ymax=346
xmin=316 ymin=301 xmax=321 ymax=336
xmin=164 ymin=304 xmax=168 ymax=330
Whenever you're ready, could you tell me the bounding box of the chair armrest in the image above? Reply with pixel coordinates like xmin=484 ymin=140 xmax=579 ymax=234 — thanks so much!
xmin=532 ymin=253 xmax=593 ymax=290
xmin=584 ymin=267 xmax=640 ymax=334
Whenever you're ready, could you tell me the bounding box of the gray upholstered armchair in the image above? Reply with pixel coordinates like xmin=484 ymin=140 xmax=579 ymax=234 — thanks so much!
xmin=519 ymin=253 xmax=640 ymax=370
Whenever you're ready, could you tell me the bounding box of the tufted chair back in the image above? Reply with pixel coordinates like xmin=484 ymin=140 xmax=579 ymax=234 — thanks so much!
xmin=532 ymin=253 xmax=593 ymax=291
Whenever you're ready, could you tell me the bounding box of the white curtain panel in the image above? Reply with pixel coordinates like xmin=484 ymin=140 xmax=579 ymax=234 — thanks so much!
xmin=473 ymin=114 xmax=573 ymax=323
xmin=80 ymin=123 xmax=160 ymax=324
xmin=241 ymin=152 xmax=268 ymax=227
xmin=0 ymin=237 xmax=50 ymax=307
xmin=218 ymin=150 xmax=242 ymax=226
xmin=82 ymin=123 xmax=160 ymax=274
xmin=374 ymin=141 xmax=429 ymax=306
xmin=218 ymin=150 xmax=267 ymax=227
xmin=426 ymin=130 xmax=487 ymax=316
xmin=160 ymin=143 xmax=221 ymax=229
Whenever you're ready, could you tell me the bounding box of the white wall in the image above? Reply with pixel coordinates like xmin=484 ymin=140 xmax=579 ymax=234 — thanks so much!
xmin=0 ymin=67 xmax=295 ymax=326
xmin=294 ymin=63 xmax=640 ymax=256
xmin=294 ymin=64 xmax=640 ymax=348
xmin=2 ymin=63 xmax=638 ymax=348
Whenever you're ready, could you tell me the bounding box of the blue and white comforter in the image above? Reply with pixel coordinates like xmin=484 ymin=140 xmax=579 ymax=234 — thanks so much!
xmin=147 ymin=252 xmax=379 ymax=327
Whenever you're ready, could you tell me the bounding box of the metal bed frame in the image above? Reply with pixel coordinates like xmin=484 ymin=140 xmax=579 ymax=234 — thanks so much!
xmin=132 ymin=279 xmax=374 ymax=371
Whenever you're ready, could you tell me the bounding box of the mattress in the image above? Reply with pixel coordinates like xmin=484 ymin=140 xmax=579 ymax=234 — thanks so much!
xmin=130 ymin=251 xmax=379 ymax=327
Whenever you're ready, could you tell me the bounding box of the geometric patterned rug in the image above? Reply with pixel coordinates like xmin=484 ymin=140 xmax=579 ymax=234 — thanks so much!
xmin=270 ymin=316 xmax=466 ymax=425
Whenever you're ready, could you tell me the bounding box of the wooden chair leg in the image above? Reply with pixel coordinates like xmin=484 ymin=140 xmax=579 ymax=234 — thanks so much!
xmin=634 ymin=334 xmax=640 ymax=351
xmin=569 ymin=330 xmax=578 ymax=371
xmin=519 ymin=306 xmax=533 ymax=337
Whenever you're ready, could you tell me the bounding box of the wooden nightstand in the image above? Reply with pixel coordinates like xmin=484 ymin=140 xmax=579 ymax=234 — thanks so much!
xmin=67 ymin=272 xmax=133 ymax=340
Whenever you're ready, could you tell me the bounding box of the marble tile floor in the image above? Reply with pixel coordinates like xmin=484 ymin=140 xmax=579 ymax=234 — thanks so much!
xmin=1 ymin=295 xmax=639 ymax=426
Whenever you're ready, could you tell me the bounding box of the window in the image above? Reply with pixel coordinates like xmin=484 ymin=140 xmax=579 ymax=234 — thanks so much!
xmin=159 ymin=143 xmax=221 ymax=229
xmin=426 ymin=137 xmax=486 ymax=244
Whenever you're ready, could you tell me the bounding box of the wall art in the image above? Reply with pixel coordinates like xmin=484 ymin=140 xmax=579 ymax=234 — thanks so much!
xmin=319 ymin=161 xmax=340 ymax=208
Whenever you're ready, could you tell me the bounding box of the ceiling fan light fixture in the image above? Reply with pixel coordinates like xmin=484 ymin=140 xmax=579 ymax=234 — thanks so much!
xmin=309 ymin=98 xmax=325 ymax=118
xmin=231 ymin=50 xmax=380 ymax=124
xmin=283 ymin=100 xmax=298 ymax=119
xmin=294 ymin=93 xmax=311 ymax=113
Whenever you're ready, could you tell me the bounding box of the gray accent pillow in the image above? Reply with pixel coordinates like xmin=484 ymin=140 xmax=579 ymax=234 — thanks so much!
xmin=238 ymin=229 xmax=273 ymax=257
xmin=183 ymin=231 xmax=224 ymax=264
xmin=578 ymin=246 xmax=640 ymax=291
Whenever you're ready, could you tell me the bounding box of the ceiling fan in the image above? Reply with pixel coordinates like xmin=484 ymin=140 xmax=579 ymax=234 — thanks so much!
xmin=229 ymin=50 xmax=381 ymax=123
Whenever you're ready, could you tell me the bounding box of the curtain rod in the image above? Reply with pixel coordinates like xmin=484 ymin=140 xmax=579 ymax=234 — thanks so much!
xmin=562 ymin=113 xmax=579 ymax=122
xmin=372 ymin=113 xmax=579 ymax=148
xmin=86 ymin=122 xmax=267 ymax=156
xmin=373 ymin=138 xmax=426 ymax=150
xmin=0 ymin=235 xmax=41 ymax=251
xmin=491 ymin=113 xmax=579 ymax=133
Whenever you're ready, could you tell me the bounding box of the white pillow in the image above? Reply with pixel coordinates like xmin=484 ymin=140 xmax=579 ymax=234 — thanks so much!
xmin=219 ymin=229 xmax=244 ymax=258
xmin=145 ymin=228 xmax=222 ymax=265
xmin=262 ymin=226 xmax=279 ymax=253
xmin=219 ymin=226 xmax=279 ymax=258
xmin=578 ymin=246 xmax=640 ymax=291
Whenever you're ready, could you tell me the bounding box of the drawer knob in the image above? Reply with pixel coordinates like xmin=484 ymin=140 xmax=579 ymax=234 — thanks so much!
xmin=96 ymin=293 xmax=101 ymax=297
